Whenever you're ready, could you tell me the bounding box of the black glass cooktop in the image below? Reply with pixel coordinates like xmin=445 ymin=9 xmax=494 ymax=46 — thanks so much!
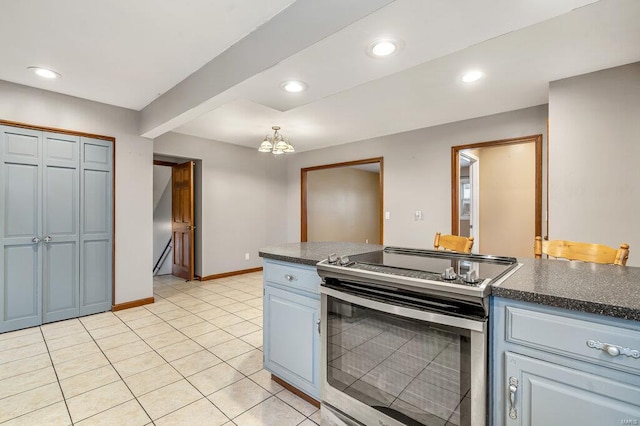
xmin=344 ymin=246 xmax=517 ymax=286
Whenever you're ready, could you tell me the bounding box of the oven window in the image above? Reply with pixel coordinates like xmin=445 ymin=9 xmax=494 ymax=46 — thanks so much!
xmin=326 ymin=295 xmax=472 ymax=426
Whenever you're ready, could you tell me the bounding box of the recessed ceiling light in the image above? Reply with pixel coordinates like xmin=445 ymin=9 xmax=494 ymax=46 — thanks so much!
xmin=27 ymin=67 xmax=60 ymax=79
xmin=281 ymin=80 xmax=307 ymax=93
xmin=372 ymin=41 xmax=396 ymax=56
xmin=462 ymin=70 xmax=484 ymax=83
xmin=367 ymin=38 xmax=403 ymax=58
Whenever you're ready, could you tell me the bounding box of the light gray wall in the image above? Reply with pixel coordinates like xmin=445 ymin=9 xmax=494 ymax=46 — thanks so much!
xmin=153 ymin=170 xmax=173 ymax=276
xmin=154 ymin=132 xmax=288 ymax=277
xmin=153 ymin=165 xmax=171 ymax=210
xmin=286 ymin=105 xmax=548 ymax=251
xmin=0 ymin=80 xmax=154 ymax=304
xmin=549 ymin=62 xmax=640 ymax=266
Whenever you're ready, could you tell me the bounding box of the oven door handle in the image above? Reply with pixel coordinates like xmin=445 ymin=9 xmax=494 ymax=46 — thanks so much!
xmin=320 ymin=286 xmax=485 ymax=332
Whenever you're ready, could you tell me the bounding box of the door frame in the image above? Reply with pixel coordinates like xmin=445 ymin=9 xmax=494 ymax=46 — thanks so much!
xmin=460 ymin=151 xmax=480 ymax=250
xmin=153 ymin=158 xmax=198 ymax=280
xmin=0 ymin=119 xmax=116 ymax=308
xmin=301 ymin=157 xmax=384 ymax=244
xmin=451 ymin=135 xmax=543 ymax=238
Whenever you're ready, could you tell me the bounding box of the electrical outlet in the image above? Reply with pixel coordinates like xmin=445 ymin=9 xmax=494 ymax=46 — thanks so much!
xmin=245 ymin=252 xmax=250 ymax=260
xmin=415 ymin=210 xmax=423 ymax=221
xmin=385 ymin=211 xmax=391 ymax=220
xmin=365 ymin=239 xmax=369 ymax=244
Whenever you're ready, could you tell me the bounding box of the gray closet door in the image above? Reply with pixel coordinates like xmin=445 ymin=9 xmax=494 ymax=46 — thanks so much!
xmin=0 ymin=126 xmax=43 ymax=332
xmin=79 ymin=137 xmax=112 ymax=316
xmin=42 ymin=132 xmax=80 ymax=323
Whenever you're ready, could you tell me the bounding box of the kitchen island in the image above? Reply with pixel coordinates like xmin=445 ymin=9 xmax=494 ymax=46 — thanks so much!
xmin=259 ymin=242 xmax=640 ymax=425
xmin=258 ymin=242 xmax=382 ymax=404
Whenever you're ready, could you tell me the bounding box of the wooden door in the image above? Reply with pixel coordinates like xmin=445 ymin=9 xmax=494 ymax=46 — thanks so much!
xmin=172 ymin=161 xmax=194 ymax=280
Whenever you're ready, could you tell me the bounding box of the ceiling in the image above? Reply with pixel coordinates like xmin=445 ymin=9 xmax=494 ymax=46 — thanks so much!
xmin=2 ymin=0 xmax=639 ymax=152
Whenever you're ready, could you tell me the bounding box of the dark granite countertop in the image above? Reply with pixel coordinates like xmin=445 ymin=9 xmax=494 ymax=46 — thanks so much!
xmin=259 ymin=241 xmax=383 ymax=266
xmin=493 ymin=258 xmax=640 ymax=321
xmin=259 ymin=242 xmax=640 ymax=322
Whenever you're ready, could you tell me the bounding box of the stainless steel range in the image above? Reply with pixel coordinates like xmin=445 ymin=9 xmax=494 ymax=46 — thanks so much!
xmin=316 ymin=247 xmax=519 ymax=426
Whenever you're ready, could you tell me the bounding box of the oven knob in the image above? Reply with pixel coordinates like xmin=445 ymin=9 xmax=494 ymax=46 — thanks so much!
xmin=328 ymin=253 xmax=338 ymax=264
xmin=442 ymin=267 xmax=457 ymax=280
xmin=464 ymin=270 xmax=479 ymax=284
xmin=338 ymin=255 xmax=351 ymax=266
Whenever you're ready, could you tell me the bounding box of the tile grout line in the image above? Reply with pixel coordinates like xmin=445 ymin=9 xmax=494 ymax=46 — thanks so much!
xmin=38 ymin=325 xmax=75 ymax=425
xmin=104 ymin=281 xmax=260 ymax=423
xmin=74 ymin=311 xmax=157 ymax=425
xmin=149 ymin=276 xmax=320 ymax=423
xmin=2 ymin=273 xmax=318 ymax=425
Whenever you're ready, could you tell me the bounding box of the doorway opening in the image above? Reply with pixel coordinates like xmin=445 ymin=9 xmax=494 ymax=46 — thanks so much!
xmin=301 ymin=158 xmax=383 ymax=244
xmin=153 ymin=157 xmax=201 ymax=281
xmin=451 ymin=135 xmax=542 ymax=257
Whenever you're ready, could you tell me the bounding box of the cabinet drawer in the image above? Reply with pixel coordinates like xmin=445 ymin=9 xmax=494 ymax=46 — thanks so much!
xmin=264 ymin=260 xmax=321 ymax=294
xmin=506 ymin=306 xmax=640 ymax=375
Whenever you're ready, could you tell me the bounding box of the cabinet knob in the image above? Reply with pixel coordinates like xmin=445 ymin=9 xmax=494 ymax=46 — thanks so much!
xmin=284 ymin=274 xmax=296 ymax=282
xmin=32 ymin=236 xmax=41 ymax=244
xmin=43 ymin=236 xmax=52 ymax=243
xmin=606 ymin=345 xmax=620 ymax=357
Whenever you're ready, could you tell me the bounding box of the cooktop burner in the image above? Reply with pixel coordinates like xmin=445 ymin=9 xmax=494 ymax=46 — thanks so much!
xmin=317 ymin=246 xmax=519 ymax=300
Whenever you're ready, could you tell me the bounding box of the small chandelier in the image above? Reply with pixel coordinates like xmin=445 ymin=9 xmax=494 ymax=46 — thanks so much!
xmin=258 ymin=126 xmax=295 ymax=155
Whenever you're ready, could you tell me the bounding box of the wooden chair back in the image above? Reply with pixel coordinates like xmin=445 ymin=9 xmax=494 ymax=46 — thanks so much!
xmin=534 ymin=236 xmax=629 ymax=266
xmin=434 ymin=232 xmax=474 ymax=254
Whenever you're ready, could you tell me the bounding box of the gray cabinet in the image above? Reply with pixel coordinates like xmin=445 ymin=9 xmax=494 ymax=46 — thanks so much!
xmin=505 ymin=352 xmax=640 ymax=425
xmin=491 ymin=297 xmax=640 ymax=426
xmin=0 ymin=125 xmax=112 ymax=333
xmin=263 ymin=259 xmax=321 ymax=400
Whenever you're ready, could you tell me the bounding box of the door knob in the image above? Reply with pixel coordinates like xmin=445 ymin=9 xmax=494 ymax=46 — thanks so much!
xmin=43 ymin=236 xmax=52 ymax=243
xmin=32 ymin=236 xmax=41 ymax=244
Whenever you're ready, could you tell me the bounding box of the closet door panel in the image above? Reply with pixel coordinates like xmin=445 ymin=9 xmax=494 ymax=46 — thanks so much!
xmin=44 ymin=242 xmax=77 ymax=314
xmin=42 ymin=133 xmax=80 ymax=323
xmin=82 ymin=240 xmax=110 ymax=306
xmin=3 ymin=246 xmax=40 ymax=323
xmin=45 ymin=166 xmax=76 ymax=234
xmin=3 ymin=131 xmax=39 ymax=160
xmin=80 ymin=137 xmax=112 ymax=316
xmin=4 ymin=163 xmax=39 ymax=237
xmin=0 ymin=126 xmax=43 ymax=332
xmin=83 ymin=170 xmax=110 ymax=234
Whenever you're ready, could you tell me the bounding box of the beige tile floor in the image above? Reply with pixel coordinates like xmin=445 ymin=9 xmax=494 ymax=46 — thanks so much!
xmin=0 ymin=272 xmax=321 ymax=425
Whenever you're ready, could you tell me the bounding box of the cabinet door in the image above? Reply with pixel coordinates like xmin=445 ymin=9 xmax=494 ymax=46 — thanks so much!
xmin=264 ymin=285 xmax=321 ymax=399
xmin=0 ymin=126 xmax=43 ymax=332
xmin=504 ymin=352 xmax=640 ymax=426
xmin=79 ymin=137 xmax=112 ymax=316
xmin=42 ymin=132 xmax=80 ymax=323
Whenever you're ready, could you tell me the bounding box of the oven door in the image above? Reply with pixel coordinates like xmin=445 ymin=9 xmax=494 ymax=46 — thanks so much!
xmin=320 ymin=284 xmax=487 ymax=426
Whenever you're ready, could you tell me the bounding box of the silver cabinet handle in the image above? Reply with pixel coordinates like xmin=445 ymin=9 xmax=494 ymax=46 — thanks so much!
xmin=43 ymin=236 xmax=52 ymax=243
xmin=32 ymin=236 xmax=41 ymax=244
xmin=317 ymin=318 xmax=321 ymax=335
xmin=508 ymin=377 xmax=518 ymax=420
xmin=284 ymin=274 xmax=296 ymax=282
xmin=587 ymin=340 xmax=640 ymax=359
